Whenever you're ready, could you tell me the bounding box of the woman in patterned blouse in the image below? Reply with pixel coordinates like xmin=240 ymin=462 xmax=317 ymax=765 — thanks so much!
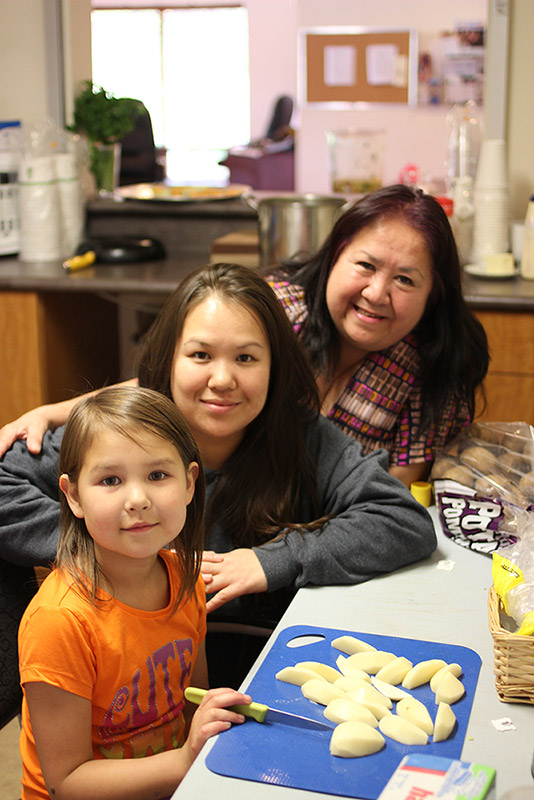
xmin=267 ymin=184 xmax=489 ymax=487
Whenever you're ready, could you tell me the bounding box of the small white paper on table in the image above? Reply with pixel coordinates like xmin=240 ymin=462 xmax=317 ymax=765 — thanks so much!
xmin=366 ymin=44 xmax=399 ymax=85
xmin=324 ymin=45 xmax=357 ymax=86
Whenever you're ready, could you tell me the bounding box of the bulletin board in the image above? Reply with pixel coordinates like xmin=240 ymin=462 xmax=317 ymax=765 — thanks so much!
xmin=300 ymin=27 xmax=417 ymax=106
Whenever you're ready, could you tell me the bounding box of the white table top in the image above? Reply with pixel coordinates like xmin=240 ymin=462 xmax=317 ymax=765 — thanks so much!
xmin=172 ymin=507 xmax=533 ymax=800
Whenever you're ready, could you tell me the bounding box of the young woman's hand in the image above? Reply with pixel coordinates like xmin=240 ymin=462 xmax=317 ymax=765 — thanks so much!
xmin=182 ymin=687 xmax=250 ymax=765
xmin=0 ymin=404 xmax=61 ymax=457
xmin=201 ymin=549 xmax=268 ymax=613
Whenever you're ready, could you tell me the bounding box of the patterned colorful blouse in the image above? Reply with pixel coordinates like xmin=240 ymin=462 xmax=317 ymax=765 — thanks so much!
xmin=267 ymin=277 xmax=470 ymax=466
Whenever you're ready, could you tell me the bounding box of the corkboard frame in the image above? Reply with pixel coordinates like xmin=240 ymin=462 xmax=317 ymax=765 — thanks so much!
xmin=298 ymin=26 xmax=418 ymax=108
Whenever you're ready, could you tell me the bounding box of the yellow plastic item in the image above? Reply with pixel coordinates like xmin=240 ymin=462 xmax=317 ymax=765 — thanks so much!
xmin=410 ymin=481 xmax=432 ymax=507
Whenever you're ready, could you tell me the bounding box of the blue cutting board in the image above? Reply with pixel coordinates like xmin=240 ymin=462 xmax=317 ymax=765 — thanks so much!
xmin=206 ymin=625 xmax=482 ymax=799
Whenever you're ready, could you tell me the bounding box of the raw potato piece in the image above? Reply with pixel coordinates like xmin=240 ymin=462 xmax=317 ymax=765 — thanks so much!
xmin=330 ymin=721 xmax=385 ymax=758
xmin=434 ymin=672 xmax=465 ymax=705
xmin=331 ymin=635 xmax=377 ymax=655
xmin=324 ymin=698 xmax=378 ymax=727
xmin=335 ymin=675 xmax=373 ymax=692
xmin=375 ymin=656 xmax=413 ymax=685
xmin=402 ymin=659 xmax=447 ymax=689
xmin=336 ymin=655 xmax=372 ymax=681
xmin=429 ymin=663 xmax=463 ymax=693
xmin=295 ymin=661 xmax=342 ymax=683
xmin=433 ymin=702 xmax=456 ymax=742
xmin=347 ymin=684 xmax=392 ymax=709
xmin=371 ymin=677 xmax=411 ymax=702
xmin=378 ymin=714 xmax=428 ymax=745
xmin=301 ymin=678 xmax=345 ymax=706
xmin=396 ymin=696 xmax=434 ymax=736
xmin=344 ymin=650 xmax=396 ymax=675
xmin=276 ymin=666 xmax=327 ymax=686
xmin=346 ymin=689 xmax=392 ymax=721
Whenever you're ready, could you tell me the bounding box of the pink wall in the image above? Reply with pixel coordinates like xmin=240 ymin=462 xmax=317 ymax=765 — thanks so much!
xmin=245 ymin=0 xmax=487 ymax=193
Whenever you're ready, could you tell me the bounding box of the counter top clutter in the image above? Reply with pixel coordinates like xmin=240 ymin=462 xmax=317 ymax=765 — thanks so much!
xmin=172 ymin=507 xmax=534 ymax=800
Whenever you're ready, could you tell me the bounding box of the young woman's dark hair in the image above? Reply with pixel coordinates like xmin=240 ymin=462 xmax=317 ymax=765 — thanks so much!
xmin=275 ymin=184 xmax=489 ymax=431
xmin=137 ymin=262 xmax=322 ymax=547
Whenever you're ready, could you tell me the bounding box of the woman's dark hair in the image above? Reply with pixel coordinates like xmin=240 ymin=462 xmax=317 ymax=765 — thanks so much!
xmin=57 ymin=386 xmax=205 ymax=611
xmin=276 ymin=184 xmax=489 ymax=430
xmin=137 ymin=262 xmax=321 ymax=546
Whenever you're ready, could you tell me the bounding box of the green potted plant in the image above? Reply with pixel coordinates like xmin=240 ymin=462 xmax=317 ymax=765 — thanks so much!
xmin=70 ymin=81 xmax=140 ymax=195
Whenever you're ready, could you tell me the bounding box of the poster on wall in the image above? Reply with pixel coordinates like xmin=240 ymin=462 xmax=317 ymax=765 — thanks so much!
xmin=418 ymin=21 xmax=485 ymax=106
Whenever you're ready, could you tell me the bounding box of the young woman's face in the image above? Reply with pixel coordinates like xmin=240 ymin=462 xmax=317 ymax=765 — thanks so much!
xmin=170 ymin=295 xmax=271 ymax=469
xmin=325 ymin=217 xmax=433 ymax=362
xmin=60 ymin=429 xmax=197 ymax=564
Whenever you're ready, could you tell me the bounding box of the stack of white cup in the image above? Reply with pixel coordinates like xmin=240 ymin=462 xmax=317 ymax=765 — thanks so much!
xmin=18 ymin=156 xmax=63 ymax=261
xmin=53 ymin=152 xmax=84 ymax=256
xmin=471 ymin=139 xmax=510 ymax=267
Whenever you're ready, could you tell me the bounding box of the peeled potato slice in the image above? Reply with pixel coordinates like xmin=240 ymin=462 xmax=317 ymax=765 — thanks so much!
xmin=330 ymin=721 xmax=385 ymax=758
xmin=434 ymin=672 xmax=465 ymax=705
xmin=324 ymin=697 xmax=378 ymax=727
xmin=331 ymin=635 xmax=377 ymax=655
xmin=344 ymin=650 xmax=396 ymax=675
xmin=371 ymin=677 xmax=411 ymax=702
xmin=276 ymin=666 xmax=327 ymax=686
xmin=396 ymin=696 xmax=434 ymax=736
xmin=378 ymin=714 xmax=428 ymax=745
xmin=346 ymin=689 xmax=392 ymax=720
xmin=295 ymin=661 xmax=342 ymax=683
xmin=335 ymin=674 xmax=373 ymax=692
xmin=433 ymin=702 xmax=456 ymax=742
xmin=402 ymin=659 xmax=447 ymax=689
xmin=429 ymin=663 xmax=463 ymax=693
xmin=335 ymin=655 xmax=372 ymax=681
xmin=301 ymin=678 xmax=345 ymax=706
xmin=347 ymin=683 xmax=392 ymax=709
xmin=375 ymin=656 xmax=413 ymax=685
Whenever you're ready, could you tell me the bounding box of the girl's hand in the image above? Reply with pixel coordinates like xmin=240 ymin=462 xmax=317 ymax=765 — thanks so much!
xmin=201 ymin=549 xmax=268 ymax=613
xmin=182 ymin=687 xmax=250 ymax=765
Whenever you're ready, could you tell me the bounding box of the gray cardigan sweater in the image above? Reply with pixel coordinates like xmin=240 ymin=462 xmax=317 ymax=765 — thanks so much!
xmin=0 ymin=415 xmax=435 ymax=620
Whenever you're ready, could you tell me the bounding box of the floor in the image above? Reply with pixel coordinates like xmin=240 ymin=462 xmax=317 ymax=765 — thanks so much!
xmin=0 ymin=716 xmax=22 ymax=798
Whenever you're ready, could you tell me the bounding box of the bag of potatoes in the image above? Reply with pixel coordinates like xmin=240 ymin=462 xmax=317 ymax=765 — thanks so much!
xmin=430 ymin=421 xmax=534 ymax=555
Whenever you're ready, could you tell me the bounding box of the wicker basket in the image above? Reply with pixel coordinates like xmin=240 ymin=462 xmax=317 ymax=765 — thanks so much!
xmin=488 ymin=584 xmax=534 ymax=703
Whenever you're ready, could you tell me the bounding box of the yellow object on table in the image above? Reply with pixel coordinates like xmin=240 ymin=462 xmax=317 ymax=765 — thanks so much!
xmin=410 ymin=481 xmax=432 ymax=507
xmin=63 ymin=250 xmax=96 ymax=272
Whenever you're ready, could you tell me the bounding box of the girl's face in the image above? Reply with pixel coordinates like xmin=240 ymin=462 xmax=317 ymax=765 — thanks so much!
xmin=325 ymin=217 xmax=433 ymax=363
xmin=60 ymin=428 xmax=197 ymax=564
xmin=170 ymin=295 xmax=271 ymax=469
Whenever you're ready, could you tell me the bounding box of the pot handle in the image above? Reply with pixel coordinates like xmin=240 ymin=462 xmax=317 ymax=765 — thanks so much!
xmin=242 ymin=192 xmax=259 ymax=212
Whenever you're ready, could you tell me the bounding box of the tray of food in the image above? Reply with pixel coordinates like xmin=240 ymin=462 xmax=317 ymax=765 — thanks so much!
xmin=116 ymin=183 xmax=251 ymax=202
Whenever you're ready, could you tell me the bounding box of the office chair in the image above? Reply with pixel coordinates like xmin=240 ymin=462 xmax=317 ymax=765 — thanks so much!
xmin=265 ymin=95 xmax=293 ymax=140
xmin=0 ymin=559 xmax=39 ymax=729
xmin=119 ymin=102 xmax=165 ymax=186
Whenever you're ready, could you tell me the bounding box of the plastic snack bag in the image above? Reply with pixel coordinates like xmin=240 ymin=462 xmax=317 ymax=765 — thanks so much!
xmin=431 ymin=422 xmax=534 ymax=555
xmin=492 ymin=510 xmax=534 ymax=635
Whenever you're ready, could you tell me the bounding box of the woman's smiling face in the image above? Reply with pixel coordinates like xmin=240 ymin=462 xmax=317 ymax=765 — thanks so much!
xmin=325 ymin=217 xmax=434 ymax=363
xmin=170 ymin=294 xmax=271 ymax=469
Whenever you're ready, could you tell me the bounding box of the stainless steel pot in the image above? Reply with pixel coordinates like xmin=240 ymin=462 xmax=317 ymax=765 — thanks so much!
xmin=245 ymin=193 xmax=351 ymax=268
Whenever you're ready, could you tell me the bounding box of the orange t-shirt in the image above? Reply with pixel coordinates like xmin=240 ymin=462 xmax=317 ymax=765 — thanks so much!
xmin=18 ymin=549 xmax=206 ymax=800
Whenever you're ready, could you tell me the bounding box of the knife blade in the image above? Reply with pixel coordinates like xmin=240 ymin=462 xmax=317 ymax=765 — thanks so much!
xmin=185 ymin=686 xmax=333 ymax=731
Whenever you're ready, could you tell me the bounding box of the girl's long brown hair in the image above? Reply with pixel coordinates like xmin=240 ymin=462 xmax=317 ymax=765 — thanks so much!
xmin=56 ymin=386 xmax=205 ymax=610
xmin=137 ymin=263 xmax=322 ymax=547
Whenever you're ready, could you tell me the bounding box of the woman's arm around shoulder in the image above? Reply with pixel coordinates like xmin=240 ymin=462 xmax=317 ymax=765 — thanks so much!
xmin=254 ymin=415 xmax=437 ymax=592
xmin=0 ymin=426 xmax=64 ymax=566
xmin=0 ymin=378 xmax=138 ymax=457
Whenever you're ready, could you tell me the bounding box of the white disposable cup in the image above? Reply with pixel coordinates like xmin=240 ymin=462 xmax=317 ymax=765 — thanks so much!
xmin=18 ymin=156 xmax=55 ymax=184
xmin=475 ymin=139 xmax=508 ymax=189
xmin=511 ymin=221 xmax=525 ymax=263
xmin=53 ymin=153 xmax=77 ymax=180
